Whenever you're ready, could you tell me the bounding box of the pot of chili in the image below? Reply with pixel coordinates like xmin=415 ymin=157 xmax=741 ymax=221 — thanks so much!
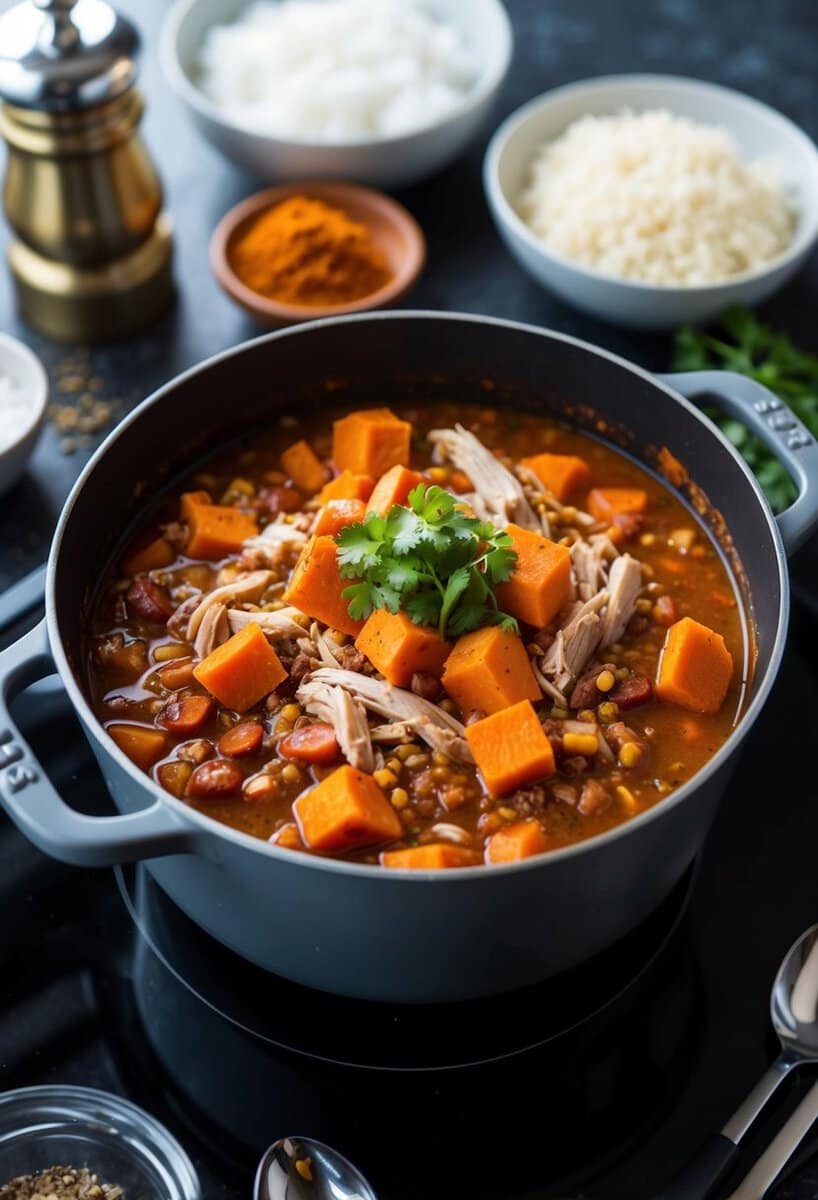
xmin=1 ymin=313 xmax=816 ymax=1002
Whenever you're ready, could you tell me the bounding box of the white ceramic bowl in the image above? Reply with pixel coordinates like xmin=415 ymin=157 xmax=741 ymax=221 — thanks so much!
xmin=0 ymin=333 xmax=48 ymax=496
xmin=160 ymin=0 xmax=513 ymax=190
xmin=484 ymin=75 xmax=818 ymax=330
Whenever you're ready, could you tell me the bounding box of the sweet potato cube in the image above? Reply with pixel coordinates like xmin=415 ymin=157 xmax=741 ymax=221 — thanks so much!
xmin=193 ymin=621 xmax=286 ymax=712
xmin=313 ymin=499 xmax=366 ymax=537
xmin=656 ymin=616 xmax=733 ymax=714
xmin=466 ymin=700 xmax=556 ymax=797
xmin=180 ymin=490 xmax=211 ymax=522
xmin=294 ymin=764 xmax=401 ymax=851
xmin=495 ymin=524 xmax=572 ymax=628
xmin=281 ymin=439 xmax=326 ymax=494
xmin=381 ymin=843 xmax=480 ymax=869
xmin=442 ymin=625 xmax=541 ymax=717
xmin=485 ymin=819 xmax=550 ymax=863
xmin=355 ymin=610 xmax=450 ymax=686
xmin=122 ymin=535 xmax=175 ymax=577
xmin=332 ymin=408 xmax=411 ymax=477
xmin=521 ymin=453 xmax=591 ymax=502
xmin=366 ymin=465 xmax=423 ymax=515
xmin=108 ymin=723 xmax=169 ymax=771
xmin=186 ymin=504 xmax=258 ymax=560
xmin=283 ymin=535 xmax=363 ymax=636
xmin=318 ymin=470 xmax=375 ymax=504
xmin=588 ymin=488 xmax=648 ymax=522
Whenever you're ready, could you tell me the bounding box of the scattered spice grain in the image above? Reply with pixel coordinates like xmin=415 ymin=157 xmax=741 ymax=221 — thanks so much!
xmin=0 ymin=1166 xmax=124 ymax=1200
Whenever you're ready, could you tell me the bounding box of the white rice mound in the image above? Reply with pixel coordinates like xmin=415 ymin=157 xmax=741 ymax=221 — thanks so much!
xmin=518 ymin=109 xmax=796 ymax=286
xmin=197 ymin=0 xmax=478 ymax=143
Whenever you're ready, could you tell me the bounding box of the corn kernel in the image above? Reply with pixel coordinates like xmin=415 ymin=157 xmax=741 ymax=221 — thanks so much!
xmin=563 ymin=732 xmax=599 ymax=756
xmin=433 ymin=751 xmax=451 ymax=766
xmin=595 ymin=669 xmax=615 ymax=692
xmin=295 ymin=1159 xmax=313 ymax=1182
xmin=550 ymin=706 xmax=569 ymax=720
xmin=386 ymin=757 xmax=403 ymax=775
xmin=635 ymin=598 xmax=653 ymax=614
xmin=374 ymin=768 xmax=398 ymax=790
xmin=427 ymin=466 xmax=448 ymax=482
xmin=281 ymin=763 xmax=303 ymax=784
xmin=498 ymin=805 xmax=518 ymax=821
xmin=396 ymin=743 xmax=420 ymax=761
xmin=598 ymin=700 xmax=619 ymax=723
xmin=390 ymin=787 xmax=409 ymax=809
xmin=561 ymin=506 xmax=578 ymax=523
xmin=616 ymin=785 xmax=637 ymax=811
xmin=281 ymin=703 xmax=301 ymax=722
xmin=578 ymin=708 xmax=596 ymax=724
xmin=619 ymin=742 xmax=643 ymax=768
xmin=404 ymin=752 xmax=430 ymax=770
xmin=639 ymin=532 xmax=656 ymax=547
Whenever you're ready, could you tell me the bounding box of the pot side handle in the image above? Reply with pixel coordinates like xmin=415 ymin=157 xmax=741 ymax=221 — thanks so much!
xmin=658 ymin=370 xmax=818 ymax=556
xmin=0 ymin=619 xmax=196 ymax=866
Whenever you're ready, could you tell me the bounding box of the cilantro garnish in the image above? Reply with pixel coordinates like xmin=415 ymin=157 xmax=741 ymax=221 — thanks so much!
xmin=335 ymin=483 xmax=518 ymax=640
xmin=673 ymin=307 xmax=818 ymax=513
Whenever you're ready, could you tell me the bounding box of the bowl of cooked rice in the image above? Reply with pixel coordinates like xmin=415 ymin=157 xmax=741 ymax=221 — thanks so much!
xmin=483 ymin=75 xmax=818 ymax=330
xmin=161 ymin=0 xmax=513 ymax=190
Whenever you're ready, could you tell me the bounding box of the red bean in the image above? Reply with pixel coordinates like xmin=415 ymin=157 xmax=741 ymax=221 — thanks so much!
xmin=126 ymin=577 xmax=175 ymax=624
xmin=219 ymin=721 xmax=264 ymax=758
xmin=157 ymin=694 xmax=214 ymax=735
xmin=279 ymin=723 xmax=340 ymax=765
xmin=187 ymin=759 xmax=244 ymax=798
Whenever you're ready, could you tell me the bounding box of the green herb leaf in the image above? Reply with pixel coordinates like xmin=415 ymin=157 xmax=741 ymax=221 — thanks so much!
xmin=334 ymin=484 xmax=519 ymax=640
xmin=672 ymin=307 xmax=818 ymax=513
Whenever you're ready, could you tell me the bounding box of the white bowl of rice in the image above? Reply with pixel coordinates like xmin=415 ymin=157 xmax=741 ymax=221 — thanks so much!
xmin=483 ymin=75 xmax=818 ymax=330
xmin=161 ymin=0 xmax=513 ymax=190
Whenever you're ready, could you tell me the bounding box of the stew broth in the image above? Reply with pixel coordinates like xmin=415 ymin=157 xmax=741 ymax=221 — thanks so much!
xmin=86 ymin=402 xmax=746 ymax=867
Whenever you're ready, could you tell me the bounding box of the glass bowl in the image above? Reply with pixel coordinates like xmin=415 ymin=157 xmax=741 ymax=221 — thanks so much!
xmin=0 ymin=1086 xmax=201 ymax=1200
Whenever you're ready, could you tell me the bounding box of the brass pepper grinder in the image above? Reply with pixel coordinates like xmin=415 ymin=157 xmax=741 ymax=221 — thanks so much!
xmin=0 ymin=0 xmax=174 ymax=341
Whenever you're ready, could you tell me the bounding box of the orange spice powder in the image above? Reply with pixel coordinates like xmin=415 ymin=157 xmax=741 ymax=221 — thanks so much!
xmin=228 ymin=195 xmax=392 ymax=307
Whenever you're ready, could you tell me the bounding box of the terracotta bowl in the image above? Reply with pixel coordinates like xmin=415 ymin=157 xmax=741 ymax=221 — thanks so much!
xmin=210 ymin=181 xmax=426 ymax=325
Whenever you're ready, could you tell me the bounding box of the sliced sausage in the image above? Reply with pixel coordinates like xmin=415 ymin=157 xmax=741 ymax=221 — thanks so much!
xmin=219 ymin=721 xmax=264 ymax=758
xmin=187 ymin=759 xmax=244 ymax=798
xmin=157 ymin=695 xmax=214 ymax=736
xmin=126 ymin=578 xmax=175 ymax=624
xmin=279 ymin=723 xmax=340 ymax=765
xmin=609 ymin=676 xmax=653 ymax=710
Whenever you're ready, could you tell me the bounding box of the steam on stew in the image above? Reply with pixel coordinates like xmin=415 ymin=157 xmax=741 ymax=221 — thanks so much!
xmin=87 ymin=403 xmax=745 ymax=868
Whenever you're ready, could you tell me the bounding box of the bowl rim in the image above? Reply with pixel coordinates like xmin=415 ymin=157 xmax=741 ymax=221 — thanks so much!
xmin=47 ymin=310 xmax=789 ymax=882
xmin=209 ymin=181 xmax=427 ymax=320
xmin=159 ymin=0 xmax=514 ymax=151
xmin=484 ymin=72 xmax=818 ymax=294
xmin=0 ymin=1084 xmax=201 ymax=1200
xmin=0 ymin=332 xmax=49 ymax=456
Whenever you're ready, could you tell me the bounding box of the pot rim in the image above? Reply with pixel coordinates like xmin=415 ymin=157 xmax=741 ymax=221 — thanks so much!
xmin=47 ymin=311 xmax=790 ymax=880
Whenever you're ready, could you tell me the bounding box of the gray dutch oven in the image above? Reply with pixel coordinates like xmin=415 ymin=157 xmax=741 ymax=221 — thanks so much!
xmin=1 ymin=313 xmax=817 ymax=1003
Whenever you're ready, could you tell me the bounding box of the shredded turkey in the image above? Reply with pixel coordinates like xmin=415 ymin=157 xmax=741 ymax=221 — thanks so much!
xmin=300 ymin=668 xmax=473 ymax=763
xmin=227 ymin=606 xmax=306 ymax=640
xmin=429 ymin=822 xmax=472 ymax=845
xmin=370 ymin=722 xmax=417 ymax=743
xmin=428 ymin=424 xmax=539 ymax=531
xmin=297 ymin=678 xmax=374 ymax=772
xmin=536 ymin=591 xmax=609 ymax=699
xmin=194 ymin=601 xmax=228 ymax=658
xmin=185 ymin=570 xmax=272 ymax=643
xmin=600 ymin=554 xmax=643 ymax=648
xmin=242 ymin=518 xmax=308 ymax=567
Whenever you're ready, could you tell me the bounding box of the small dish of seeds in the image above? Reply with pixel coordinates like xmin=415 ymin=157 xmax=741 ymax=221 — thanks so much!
xmin=0 ymin=1087 xmax=200 ymax=1200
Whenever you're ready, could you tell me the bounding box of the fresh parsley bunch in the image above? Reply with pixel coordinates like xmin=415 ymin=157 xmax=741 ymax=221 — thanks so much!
xmin=673 ymin=307 xmax=818 ymax=513
xmin=335 ymin=483 xmax=518 ymax=640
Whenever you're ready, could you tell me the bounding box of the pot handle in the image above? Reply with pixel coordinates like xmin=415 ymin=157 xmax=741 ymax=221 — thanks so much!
xmin=0 ymin=619 xmax=196 ymax=866
xmin=658 ymin=370 xmax=818 ymax=556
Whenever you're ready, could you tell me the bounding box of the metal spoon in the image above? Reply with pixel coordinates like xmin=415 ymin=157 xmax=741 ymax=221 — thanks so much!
xmin=255 ymin=1135 xmax=377 ymax=1200
xmin=657 ymin=924 xmax=818 ymax=1199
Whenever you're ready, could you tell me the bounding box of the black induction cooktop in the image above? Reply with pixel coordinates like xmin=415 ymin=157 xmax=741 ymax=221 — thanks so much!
xmin=1 ymin=588 xmax=818 ymax=1200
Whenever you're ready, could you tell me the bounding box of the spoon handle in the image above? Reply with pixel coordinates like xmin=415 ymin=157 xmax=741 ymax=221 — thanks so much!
xmin=725 ymin=1078 xmax=818 ymax=1200
xmin=654 ymin=1060 xmax=791 ymax=1200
